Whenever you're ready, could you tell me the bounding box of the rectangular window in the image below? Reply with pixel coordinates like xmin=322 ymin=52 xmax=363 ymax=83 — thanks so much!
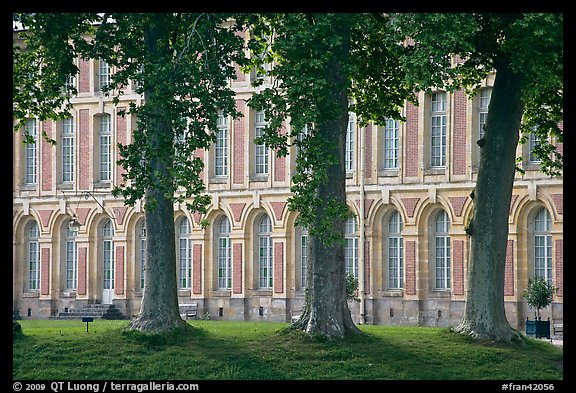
xmin=478 ymin=89 xmax=491 ymax=140
xmin=435 ymin=236 xmax=451 ymax=289
xmin=62 ymin=118 xmax=74 ymax=182
xmin=383 ymin=118 xmax=399 ymax=169
xmin=99 ymin=59 xmax=110 ymax=91
xmin=534 ymin=235 xmax=552 ymax=285
xmin=528 ymin=131 xmax=541 ymax=163
xmin=255 ymin=111 xmax=268 ymax=175
xmin=388 ymin=236 xmax=404 ymax=289
xmin=345 ymin=115 xmax=355 ymax=172
xmin=218 ymin=237 xmax=232 ymax=289
xmin=258 ymin=236 xmax=273 ymax=288
xmin=215 ymin=112 xmax=229 ymax=177
xmin=66 ymin=239 xmax=77 ymax=289
xmin=28 ymin=240 xmax=39 ymax=290
xmin=345 ymin=238 xmax=358 ymax=279
xmin=100 ymin=115 xmax=112 ymax=182
xmin=24 ymin=119 xmax=37 ymax=184
xmin=300 ymin=232 xmax=308 ymax=288
xmin=430 ymin=92 xmax=447 ymax=168
xmin=179 ymin=239 xmax=192 ymax=289
xmin=140 ymin=237 xmax=146 ymax=289
xmin=103 ymin=240 xmax=114 ymax=290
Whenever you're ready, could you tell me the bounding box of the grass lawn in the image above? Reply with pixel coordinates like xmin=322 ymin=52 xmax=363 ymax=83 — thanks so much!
xmin=13 ymin=319 xmax=563 ymax=381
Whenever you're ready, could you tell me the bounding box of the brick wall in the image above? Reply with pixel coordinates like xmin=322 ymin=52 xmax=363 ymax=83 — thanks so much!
xmin=193 ymin=244 xmax=203 ymax=294
xmin=274 ymin=242 xmax=284 ymax=293
xmin=79 ymin=109 xmax=90 ymax=189
xmin=404 ymin=102 xmax=419 ymax=178
xmin=452 ymin=90 xmax=467 ymax=176
xmin=233 ymin=243 xmax=243 ymax=294
xmin=114 ymin=245 xmax=124 ymax=295
xmin=233 ymin=100 xmax=245 ymax=184
xmin=40 ymin=248 xmax=50 ymax=295
xmin=405 ymin=240 xmax=416 ymax=295
xmin=555 ymin=239 xmax=563 ymax=297
xmin=452 ymin=240 xmax=465 ymax=295
xmin=116 ymin=107 xmax=127 ymax=186
xmin=41 ymin=120 xmax=53 ymax=191
xmin=78 ymin=58 xmax=90 ymax=93
xmin=77 ymin=247 xmax=87 ymax=295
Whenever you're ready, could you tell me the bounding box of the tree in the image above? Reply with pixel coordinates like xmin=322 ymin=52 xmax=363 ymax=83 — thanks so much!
xmin=244 ymin=13 xmax=414 ymax=339
xmin=523 ymin=276 xmax=557 ymax=320
xmin=392 ymin=13 xmax=563 ymax=341
xmin=13 ymin=13 xmax=247 ymax=333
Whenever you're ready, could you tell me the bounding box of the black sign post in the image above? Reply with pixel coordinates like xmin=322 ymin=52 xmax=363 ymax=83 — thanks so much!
xmin=82 ymin=316 xmax=94 ymax=332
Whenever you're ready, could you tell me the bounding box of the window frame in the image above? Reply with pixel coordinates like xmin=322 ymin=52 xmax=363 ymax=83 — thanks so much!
xmin=433 ymin=210 xmax=451 ymax=290
xmin=61 ymin=117 xmax=75 ymax=183
xmin=430 ymin=92 xmax=447 ymax=168
xmin=24 ymin=118 xmax=37 ymax=185
xmin=99 ymin=114 xmax=112 ymax=182
xmin=177 ymin=217 xmax=193 ymax=289
xmin=27 ymin=221 xmax=40 ymax=291
xmin=344 ymin=216 xmax=359 ymax=279
xmin=383 ymin=118 xmax=400 ymax=170
xmin=254 ymin=110 xmax=269 ymax=175
xmin=387 ymin=211 xmax=404 ymax=290
xmin=257 ymin=215 xmax=273 ymax=289
xmin=216 ymin=216 xmax=232 ymax=290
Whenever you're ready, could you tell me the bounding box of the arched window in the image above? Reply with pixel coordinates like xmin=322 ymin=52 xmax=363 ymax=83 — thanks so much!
xmin=387 ymin=211 xmax=404 ymax=289
xmin=533 ymin=207 xmax=553 ymax=285
xmin=217 ymin=216 xmax=232 ymax=289
xmin=433 ymin=210 xmax=451 ymax=289
xmin=258 ymin=215 xmax=273 ymax=289
xmin=345 ymin=216 xmax=358 ymax=279
xmin=178 ymin=217 xmax=192 ymax=289
xmin=102 ymin=219 xmax=115 ymax=293
xmin=64 ymin=222 xmax=77 ymax=290
xmin=138 ymin=220 xmax=146 ymax=290
xmin=27 ymin=221 xmax=40 ymax=291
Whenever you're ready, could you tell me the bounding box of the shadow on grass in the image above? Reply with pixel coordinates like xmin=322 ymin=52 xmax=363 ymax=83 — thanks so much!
xmin=13 ymin=320 xmax=563 ymax=380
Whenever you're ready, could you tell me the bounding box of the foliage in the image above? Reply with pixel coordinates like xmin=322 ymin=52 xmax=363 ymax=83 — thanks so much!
xmin=243 ymin=14 xmax=416 ymax=244
xmin=390 ymin=13 xmax=563 ymax=177
xmin=13 ymin=13 xmax=247 ymax=217
xmin=345 ymin=272 xmax=359 ymax=302
xmin=523 ymin=275 xmax=557 ymax=319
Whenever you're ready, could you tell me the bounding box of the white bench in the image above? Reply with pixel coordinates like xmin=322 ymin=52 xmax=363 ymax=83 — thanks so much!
xmin=290 ymin=309 xmax=302 ymax=323
xmin=553 ymin=322 xmax=563 ymax=335
xmin=179 ymin=303 xmax=198 ymax=320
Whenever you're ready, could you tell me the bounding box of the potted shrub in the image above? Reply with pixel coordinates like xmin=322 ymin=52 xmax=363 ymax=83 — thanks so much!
xmin=523 ymin=275 xmax=557 ymax=339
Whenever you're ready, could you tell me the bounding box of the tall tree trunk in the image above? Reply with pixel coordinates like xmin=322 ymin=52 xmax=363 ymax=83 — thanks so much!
xmin=292 ymin=22 xmax=362 ymax=339
xmin=296 ymin=120 xmax=362 ymax=339
xmin=128 ymin=19 xmax=186 ymax=333
xmin=454 ymin=60 xmax=524 ymax=341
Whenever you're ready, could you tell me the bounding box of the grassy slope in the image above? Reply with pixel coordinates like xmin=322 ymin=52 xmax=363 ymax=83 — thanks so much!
xmin=12 ymin=320 xmax=563 ymax=380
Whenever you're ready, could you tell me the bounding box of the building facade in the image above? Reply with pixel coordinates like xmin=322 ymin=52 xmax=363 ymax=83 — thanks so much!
xmin=13 ymin=52 xmax=563 ymax=329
